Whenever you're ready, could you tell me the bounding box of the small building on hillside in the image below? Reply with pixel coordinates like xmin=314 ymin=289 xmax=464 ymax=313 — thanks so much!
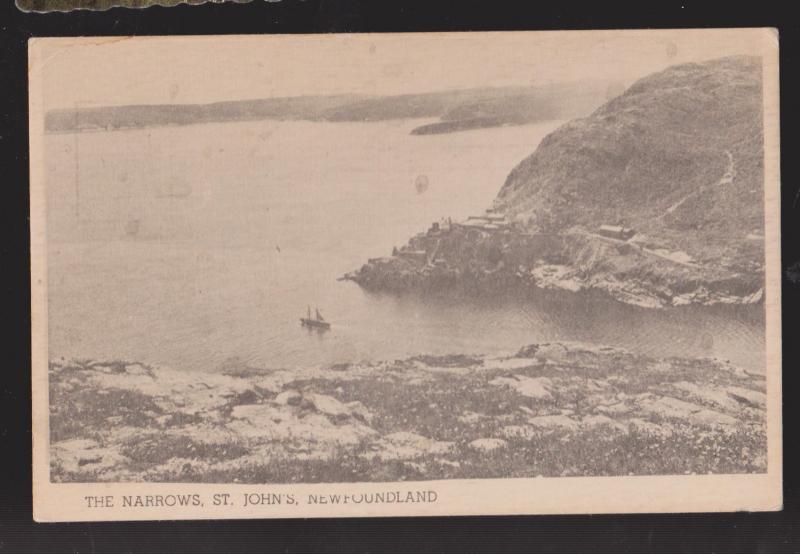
xmin=484 ymin=213 xmax=507 ymax=223
xmin=398 ymin=249 xmax=428 ymax=263
xmin=597 ymin=224 xmax=636 ymax=241
xmin=428 ymin=218 xmax=454 ymax=236
xmin=463 ymin=218 xmax=486 ymax=227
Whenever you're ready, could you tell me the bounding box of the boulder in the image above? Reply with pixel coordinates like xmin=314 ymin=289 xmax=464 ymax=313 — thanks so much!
xmin=532 ymin=343 xmax=571 ymax=364
xmin=638 ymin=396 xmax=740 ymax=428
xmin=637 ymin=396 xmax=703 ymax=419
xmin=726 ymin=386 xmax=767 ymax=409
xmin=274 ymin=390 xmax=302 ymax=406
xmin=580 ymin=414 xmax=627 ymax=432
xmin=346 ymin=401 xmax=374 ymax=424
xmin=625 ymin=418 xmax=673 ymax=437
xmin=489 ymin=375 xmax=553 ymax=401
xmin=595 ymin=402 xmax=631 ymax=416
xmin=499 ymin=425 xmax=538 ymax=440
xmin=364 ymin=431 xmax=454 ymax=461
xmin=671 ymin=381 xmax=740 ymax=411
xmin=458 ymin=411 xmax=484 ymax=424
xmin=51 ymin=438 xmax=127 ymax=475
xmin=468 ymin=438 xmax=508 ymax=452
xmin=527 ymin=414 xmax=580 ymax=431
xmin=253 ymin=377 xmax=283 ymax=395
xmin=305 ymin=393 xmax=351 ymax=418
xmin=690 ymin=409 xmax=740 ymax=427
xmin=484 ymin=357 xmax=539 ymax=371
xmin=228 ymin=403 xmax=376 ymax=446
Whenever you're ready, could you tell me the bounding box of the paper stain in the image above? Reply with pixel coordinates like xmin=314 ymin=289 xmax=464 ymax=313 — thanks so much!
xmin=414 ymin=174 xmax=429 ymax=195
xmin=666 ymin=42 xmax=678 ymax=59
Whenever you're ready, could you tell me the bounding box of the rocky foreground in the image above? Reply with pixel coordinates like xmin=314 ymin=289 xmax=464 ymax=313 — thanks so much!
xmin=50 ymin=343 xmax=767 ymax=483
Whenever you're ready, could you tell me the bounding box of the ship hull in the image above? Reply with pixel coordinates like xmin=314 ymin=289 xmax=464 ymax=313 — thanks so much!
xmin=300 ymin=318 xmax=331 ymax=330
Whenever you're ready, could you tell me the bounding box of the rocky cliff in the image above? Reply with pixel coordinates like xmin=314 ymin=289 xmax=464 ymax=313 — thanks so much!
xmin=496 ymin=55 xmax=764 ymax=267
xmin=348 ymin=57 xmax=766 ymax=307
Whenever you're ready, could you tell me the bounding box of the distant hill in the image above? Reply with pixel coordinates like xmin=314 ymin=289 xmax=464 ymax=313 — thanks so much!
xmin=411 ymin=81 xmax=610 ymax=135
xmin=44 ymin=95 xmax=367 ymax=132
xmin=45 ymin=82 xmax=614 ymax=135
xmin=322 ymin=88 xmax=493 ymax=122
xmin=494 ymin=56 xmax=765 ymax=265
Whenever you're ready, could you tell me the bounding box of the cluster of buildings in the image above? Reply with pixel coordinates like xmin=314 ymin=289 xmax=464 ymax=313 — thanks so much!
xmin=390 ymin=205 xmax=639 ymax=268
xmin=426 ymin=209 xmax=513 ymax=237
xmin=388 ymin=210 xmax=516 ymax=266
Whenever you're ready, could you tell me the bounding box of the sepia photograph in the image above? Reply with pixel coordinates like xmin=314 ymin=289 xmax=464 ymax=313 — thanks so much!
xmin=29 ymin=30 xmax=781 ymax=520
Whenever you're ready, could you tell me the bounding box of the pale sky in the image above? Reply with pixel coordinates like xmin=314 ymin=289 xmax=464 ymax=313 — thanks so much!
xmin=31 ymin=29 xmax=774 ymax=109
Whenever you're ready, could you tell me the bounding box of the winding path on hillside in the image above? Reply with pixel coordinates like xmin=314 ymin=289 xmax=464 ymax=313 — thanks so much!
xmin=663 ymin=150 xmax=735 ymax=217
xmin=577 ymin=230 xmax=701 ymax=269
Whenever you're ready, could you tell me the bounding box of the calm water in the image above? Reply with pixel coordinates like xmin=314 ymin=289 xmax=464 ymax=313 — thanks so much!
xmin=44 ymin=119 xmax=765 ymax=373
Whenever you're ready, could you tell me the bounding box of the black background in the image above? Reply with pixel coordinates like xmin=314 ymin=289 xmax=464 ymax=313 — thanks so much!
xmin=1 ymin=1 xmax=798 ymax=552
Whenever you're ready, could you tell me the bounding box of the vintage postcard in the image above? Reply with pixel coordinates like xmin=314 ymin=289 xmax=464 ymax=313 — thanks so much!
xmin=30 ymin=30 xmax=782 ymax=521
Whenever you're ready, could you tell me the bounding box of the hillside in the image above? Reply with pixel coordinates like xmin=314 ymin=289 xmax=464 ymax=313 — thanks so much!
xmin=411 ymin=81 xmax=609 ymax=135
xmin=495 ymin=56 xmax=765 ymax=267
xmin=347 ymin=57 xmax=766 ymax=307
xmin=44 ymin=95 xmax=367 ymax=132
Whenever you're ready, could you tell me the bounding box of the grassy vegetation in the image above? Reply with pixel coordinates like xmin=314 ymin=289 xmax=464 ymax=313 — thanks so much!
xmin=49 ymin=344 xmax=767 ymax=484
xmin=49 ymin=362 xmax=165 ymax=443
xmin=121 ymin=434 xmax=249 ymax=467
xmin=496 ymin=56 xmax=764 ymax=270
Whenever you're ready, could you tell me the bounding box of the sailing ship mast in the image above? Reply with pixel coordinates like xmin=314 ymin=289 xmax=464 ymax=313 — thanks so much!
xmin=301 ymin=304 xmax=331 ymax=330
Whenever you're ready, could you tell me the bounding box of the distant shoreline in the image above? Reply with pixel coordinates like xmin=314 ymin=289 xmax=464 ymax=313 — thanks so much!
xmin=44 ymin=82 xmax=608 ymax=135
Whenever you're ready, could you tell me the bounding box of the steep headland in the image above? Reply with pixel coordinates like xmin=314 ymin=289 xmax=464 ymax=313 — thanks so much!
xmin=495 ymin=56 xmax=764 ymax=263
xmin=348 ymin=56 xmax=766 ymax=308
